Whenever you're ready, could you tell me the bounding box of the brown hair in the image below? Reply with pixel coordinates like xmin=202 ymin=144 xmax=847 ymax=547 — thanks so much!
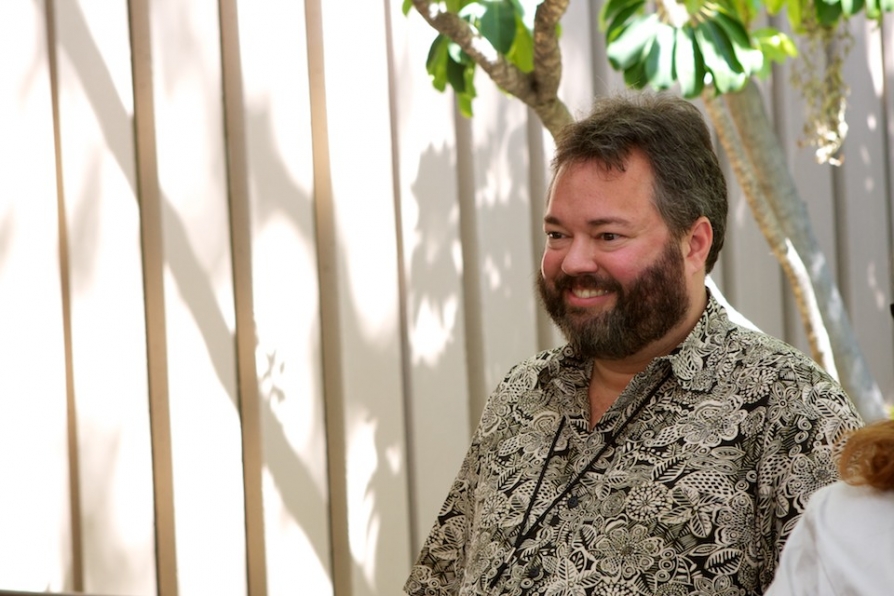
xmin=552 ymin=92 xmax=728 ymax=273
xmin=839 ymin=419 xmax=894 ymax=490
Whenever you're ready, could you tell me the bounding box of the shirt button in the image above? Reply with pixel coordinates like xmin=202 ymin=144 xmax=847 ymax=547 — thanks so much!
xmin=568 ymin=495 xmax=579 ymax=508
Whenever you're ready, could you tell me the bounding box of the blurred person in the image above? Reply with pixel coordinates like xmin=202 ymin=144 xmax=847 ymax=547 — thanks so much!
xmin=765 ymin=419 xmax=894 ymax=595
xmin=404 ymin=92 xmax=863 ymax=596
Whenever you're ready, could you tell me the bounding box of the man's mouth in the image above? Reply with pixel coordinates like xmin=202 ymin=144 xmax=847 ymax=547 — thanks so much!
xmin=570 ymin=287 xmax=610 ymax=299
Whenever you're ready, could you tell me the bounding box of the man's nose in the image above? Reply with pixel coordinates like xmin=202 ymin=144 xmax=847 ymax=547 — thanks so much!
xmin=561 ymin=239 xmax=598 ymax=276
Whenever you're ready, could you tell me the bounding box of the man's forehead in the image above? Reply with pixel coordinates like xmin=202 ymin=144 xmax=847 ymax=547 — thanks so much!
xmin=546 ymin=152 xmax=654 ymax=209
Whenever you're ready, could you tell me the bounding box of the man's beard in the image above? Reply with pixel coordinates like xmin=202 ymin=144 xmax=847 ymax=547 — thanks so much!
xmin=537 ymin=240 xmax=690 ymax=360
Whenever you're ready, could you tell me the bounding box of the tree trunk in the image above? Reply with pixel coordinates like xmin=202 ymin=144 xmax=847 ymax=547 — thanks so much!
xmin=702 ymin=91 xmax=837 ymax=375
xmin=714 ymin=81 xmax=885 ymax=421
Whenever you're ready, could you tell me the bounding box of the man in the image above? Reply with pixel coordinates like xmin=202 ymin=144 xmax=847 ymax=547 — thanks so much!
xmin=404 ymin=93 xmax=863 ymax=596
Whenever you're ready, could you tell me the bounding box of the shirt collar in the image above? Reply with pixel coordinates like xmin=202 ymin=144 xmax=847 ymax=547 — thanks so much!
xmin=540 ymin=288 xmax=733 ymax=398
xmin=664 ymin=291 xmax=732 ymax=393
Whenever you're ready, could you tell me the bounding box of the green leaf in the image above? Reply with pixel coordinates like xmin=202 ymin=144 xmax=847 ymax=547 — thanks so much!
xmin=674 ymin=26 xmax=704 ymax=97
xmin=714 ymin=12 xmax=763 ymax=74
xmin=509 ymin=0 xmax=540 ymax=30
xmin=506 ymin=18 xmax=535 ymax=72
xmin=456 ymin=64 xmax=478 ymax=117
xmin=624 ymin=59 xmax=649 ymax=89
xmin=645 ymin=22 xmax=676 ymax=89
xmin=881 ymin=0 xmax=894 ymax=13
xmin=606 ymin=1 xmax=647 ymax=42
xmin=695 ymin=20 xmax=746 ymax=93
xmin=841 ymin=0 xmax=865 ymax=15
xmin=713 ymin=10 xmax=751 ymax=47
xmin=464 ymin=60 xmax=478 ymax=97
xmin=731 ymin=0 xmax=758 ymax=24
xmin=765 ymin=0 xmax=786 ymax=13
xmin=787 ymin=0 xmax=803 ymax=30
xmin=684 ymin=0 xmax=703 ymax=15
xmin=600 ymin=0 xmax=645 ymax=31
xmin=753 ymin=27 xmax=797 ymax=63
xmin=480 ymin=0 xmax=517 ymax=54
xmin=448 ymin=41 xmax=476 ymax=68
xmin=402 ymin=0 xmax=414 ymax=16
xmin=865 ymin=0 xmax=880 ymax=19
xmin=457 ymin=93 xmax=474 ymax=117
xmin=814 ymin=0 xmax=842 ymax=25
xmin=426 ymin=35 xmax=449 ymax=92
xmin=458 ymin=2 xmax=486 ymax=20
xmin=607 ymin=13 xmax=660 ymax=70
xmin=446 ymin=56 xmax=468 ymax=93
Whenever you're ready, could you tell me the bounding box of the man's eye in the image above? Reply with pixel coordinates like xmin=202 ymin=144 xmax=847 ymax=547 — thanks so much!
xmin=546 ymin=231 xmax=563 ymax=240
xmin=600 ymin=233 xmax=620 ymax=241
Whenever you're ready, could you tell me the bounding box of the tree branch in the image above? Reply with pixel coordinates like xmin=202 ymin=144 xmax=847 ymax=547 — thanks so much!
xmin=410 ymin=0 xmax=572 ymax=137
xmin=532 ymin=0 xmax=567 ymax=102
xmin=410 ymin=0 xmax=531 ymax=97
xmin=531 ymin=0 xmax=573 ymax=136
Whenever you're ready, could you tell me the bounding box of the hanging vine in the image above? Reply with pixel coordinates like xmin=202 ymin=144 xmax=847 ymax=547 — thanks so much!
xmin=789 ymin=4 xmax=853 ymax=165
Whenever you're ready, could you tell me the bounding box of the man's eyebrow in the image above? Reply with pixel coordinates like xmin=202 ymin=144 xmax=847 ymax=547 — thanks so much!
xmin=543 ymin=215 xmax=631 ymax=227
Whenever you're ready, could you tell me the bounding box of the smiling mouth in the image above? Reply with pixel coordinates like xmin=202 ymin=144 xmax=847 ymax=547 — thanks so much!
xmin=570 ymin=287 xmax=610 ymax=299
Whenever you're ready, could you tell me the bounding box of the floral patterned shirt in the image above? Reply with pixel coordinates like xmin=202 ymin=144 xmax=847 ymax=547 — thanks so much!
xmin=405 ymin=295 xmax=863 ymax=596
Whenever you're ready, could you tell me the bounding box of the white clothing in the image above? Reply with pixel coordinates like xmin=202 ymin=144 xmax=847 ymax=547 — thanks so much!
xmin=765 ymin=481 xmax=894 ymax=596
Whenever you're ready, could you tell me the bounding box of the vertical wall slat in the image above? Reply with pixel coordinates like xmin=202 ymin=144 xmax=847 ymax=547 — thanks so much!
xmin=45 ymin=0 xmax=84 ymax=590
xmin=146 ymin=0 xmax=248 ymax=592
xmin=314 ymin=0 xmax=414 ymax=594
xmin=217 ymin=2 xmax=267 ymax=595
xmin=835 ymin=15 xmax=894 ymax=401
xmin=237 ymin=1 xmax=334 ymax=594
xmin=387 ymin=0 xmax=473 ymax=555
xmin=54 ymin=0 xmax=158 ymax=592
xmin=303 ymin=1 xmax=350 ymax=593
xmin=884 ymin=14 xmax=894 ymax=343
xmin=128 ymin=0 xmax=179 ymax=593
xmin=469 ymin=82 xmax=539 ymax=419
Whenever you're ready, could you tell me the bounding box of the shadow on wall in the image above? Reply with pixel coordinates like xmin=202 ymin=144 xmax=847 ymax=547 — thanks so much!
xmin=55 ymin=2 xmax=338 ymax=590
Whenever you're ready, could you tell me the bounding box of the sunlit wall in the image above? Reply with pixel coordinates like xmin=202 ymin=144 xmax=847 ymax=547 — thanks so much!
xmin=1 ymin=1 xmax=893 ymax=595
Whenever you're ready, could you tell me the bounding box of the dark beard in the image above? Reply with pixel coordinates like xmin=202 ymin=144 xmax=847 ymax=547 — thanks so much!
xmin=537 ymin=240 xmax=689 ymax=360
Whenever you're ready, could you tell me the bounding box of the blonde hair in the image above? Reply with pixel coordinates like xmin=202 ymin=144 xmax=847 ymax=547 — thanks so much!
xmin=839 ymin=420 xmax=894 ymax=490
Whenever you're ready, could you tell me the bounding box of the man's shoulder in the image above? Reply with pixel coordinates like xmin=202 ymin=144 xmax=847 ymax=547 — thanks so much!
xmin=729 ymin=323 xmax=811 ymax=357
xmin=688 ymin=297 xmax=841 ymax=392
xmin=721 ymin=324 xmax=863 ymax=431
xmin=702 ymin=292 xmax=822 ymax=371
xmin=497 ymin=344 xmax=572 ymax=387
xmin=482 ymin=345 xmax=579 ymax=416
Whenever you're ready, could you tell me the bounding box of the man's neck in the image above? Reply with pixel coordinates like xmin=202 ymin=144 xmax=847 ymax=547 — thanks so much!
xmin=586 ymin=288 xmax=708 ymax=428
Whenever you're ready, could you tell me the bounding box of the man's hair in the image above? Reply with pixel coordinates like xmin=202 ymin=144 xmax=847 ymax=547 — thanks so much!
xmin=551 ymin=92 xmax=728 ymax=273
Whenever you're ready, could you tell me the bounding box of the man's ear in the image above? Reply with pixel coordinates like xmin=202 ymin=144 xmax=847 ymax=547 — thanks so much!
xmin=683 ymin=216 xmax=713 ymax=273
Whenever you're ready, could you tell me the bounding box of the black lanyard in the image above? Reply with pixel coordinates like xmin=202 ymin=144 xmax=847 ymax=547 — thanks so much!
xmin=489 ymin=369 xmax=673 ymax=590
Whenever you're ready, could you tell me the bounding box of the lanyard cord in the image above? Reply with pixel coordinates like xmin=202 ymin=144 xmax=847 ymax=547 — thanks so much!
xmin=488 ymin=369 xmax=673 ymax=590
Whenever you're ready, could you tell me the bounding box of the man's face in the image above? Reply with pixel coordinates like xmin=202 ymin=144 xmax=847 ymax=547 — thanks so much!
xmin=538 ymin=153 xmax=691 ymax=360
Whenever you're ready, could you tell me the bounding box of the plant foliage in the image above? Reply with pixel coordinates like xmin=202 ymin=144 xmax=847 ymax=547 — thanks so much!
xmin=408 ymin=0 xmax=893 ymax=104
xmin=405 ymin=0 xmax=551 ymax=116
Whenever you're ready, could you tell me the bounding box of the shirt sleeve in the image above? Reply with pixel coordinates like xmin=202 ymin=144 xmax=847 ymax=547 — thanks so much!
xmin=756 ymin=376 xmax=862 ymax=591
xmin=404 ymin=433 xmax=481 ymax=596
